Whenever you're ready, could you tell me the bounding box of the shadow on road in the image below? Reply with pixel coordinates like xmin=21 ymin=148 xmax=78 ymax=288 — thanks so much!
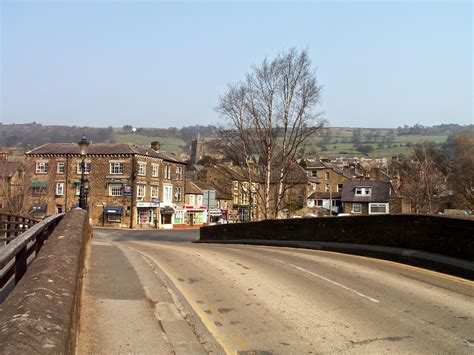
xmin=93 ymin=228 xmax=200 ymax=243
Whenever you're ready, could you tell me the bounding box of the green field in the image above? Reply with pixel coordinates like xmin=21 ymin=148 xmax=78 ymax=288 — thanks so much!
xmin=305 ymin=132 xmax=449 ymax=158
xmin=113 ymin=129 xmax=450 ymax=159
xmin=114 ymin=134 xmax=186 ymax=153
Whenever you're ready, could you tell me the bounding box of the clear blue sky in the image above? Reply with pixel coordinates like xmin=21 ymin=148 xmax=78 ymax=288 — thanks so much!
xmin=1 ymin=1 xmax=472 ymax=128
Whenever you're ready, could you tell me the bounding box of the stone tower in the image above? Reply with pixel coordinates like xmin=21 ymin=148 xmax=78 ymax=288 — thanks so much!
xmin=191 ymin=133 xmax=205 ymax=164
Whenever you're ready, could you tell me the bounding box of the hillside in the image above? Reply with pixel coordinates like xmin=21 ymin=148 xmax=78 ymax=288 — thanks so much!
xmin=0 ymin=122 xmax=471 ymax=158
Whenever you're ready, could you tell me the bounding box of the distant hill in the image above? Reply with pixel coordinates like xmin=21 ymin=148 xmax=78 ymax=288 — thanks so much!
xmin=0 ymin=122 xmax=472 ymax=158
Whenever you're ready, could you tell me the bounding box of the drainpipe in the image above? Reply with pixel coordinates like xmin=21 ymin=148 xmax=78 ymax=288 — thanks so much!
xmin=130 ymin=155 xmax=136 ymax=229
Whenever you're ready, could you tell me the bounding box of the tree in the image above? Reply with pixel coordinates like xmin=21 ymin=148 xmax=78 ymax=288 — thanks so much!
xmin=215 ymin=48 xmax=324 ymax=219
xmin=356 ymin=144 xmax=373 ymax=155
xmin=398 ymin=144 xmax=446 ymax=213
xmin=1 ymin=162 xmax=29 ymax=215
xmin=446 ymin=132 xmax=474 ymax=210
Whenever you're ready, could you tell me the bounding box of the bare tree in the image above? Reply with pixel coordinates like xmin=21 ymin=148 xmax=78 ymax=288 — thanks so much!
xmin=216 ymin=48 xmax=324 ymax=219
xmin=0 ymin=163 xmax=29 ymax=215
xmin=398 ymin=145 xmax=446 ymax=213
xmin=447 ymin=132 xmax=474 ymax=210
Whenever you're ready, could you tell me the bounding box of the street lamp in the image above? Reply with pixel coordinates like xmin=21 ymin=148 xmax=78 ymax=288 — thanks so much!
xmin=78 ymin=135 xmax=90 ymax=209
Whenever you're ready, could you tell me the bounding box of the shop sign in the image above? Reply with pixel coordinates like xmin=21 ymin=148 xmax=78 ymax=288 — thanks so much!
xmin=209 ymin=208 xmax=222 ymax=216
xmin=136 ymin=201 xmax=160 ymax=208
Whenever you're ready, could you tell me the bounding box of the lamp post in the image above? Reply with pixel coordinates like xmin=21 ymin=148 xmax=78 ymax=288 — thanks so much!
xmin=78 ymin=135 xmax=90 ymax=209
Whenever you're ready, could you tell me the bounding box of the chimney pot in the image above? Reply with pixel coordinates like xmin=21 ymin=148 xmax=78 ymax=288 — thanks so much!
xmin=151 ymin=141 xmax=160 ymax=151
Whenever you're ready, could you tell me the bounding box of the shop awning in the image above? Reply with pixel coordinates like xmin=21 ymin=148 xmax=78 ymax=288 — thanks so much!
xmin=104 ymin=206 xmax=123 ymax=215
xmin=31 ymin=180 xmax=48 ymax=188
xmin=209 ymin=208 xmax=222 ymax=216
xmin=160 ymin=206 xmax=175 ymax=215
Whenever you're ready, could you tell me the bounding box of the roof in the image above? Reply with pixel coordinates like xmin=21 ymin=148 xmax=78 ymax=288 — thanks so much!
xmin=0 ymin=161 xmax=20 ymax=179
xmin=341 ymin=181 xmax=394 ymax=203
xmin=192 ymin=180 xmax=233 ymax=200
xmin=308 ymin=192 xmax=342 ymax=200
xmin=25 ymin=143 xmax=184 ymax=164
xmin=185 ymin=181 xmax=204 ymax=195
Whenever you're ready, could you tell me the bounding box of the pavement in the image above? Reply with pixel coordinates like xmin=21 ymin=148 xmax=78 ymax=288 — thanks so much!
xmin=76 ymin=232 xmax=213 ymax=354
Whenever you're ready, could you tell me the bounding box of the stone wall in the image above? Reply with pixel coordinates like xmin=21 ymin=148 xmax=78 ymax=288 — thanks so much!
xmin=0 ymin=209 xmax=91 ymax=354
xmin=200 ymin=214 xmax=474 ymax=261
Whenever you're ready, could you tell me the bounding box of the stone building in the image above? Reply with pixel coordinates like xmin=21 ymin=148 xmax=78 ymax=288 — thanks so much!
xmin=24 ymin=142 xmax=186 ymax=229
xmin=306 ymin=160 xmax=363 ymax=213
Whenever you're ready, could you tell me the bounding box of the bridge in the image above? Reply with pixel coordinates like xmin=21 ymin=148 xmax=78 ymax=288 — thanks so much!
xmin=0 ymin=210 xmax=473 ymax=354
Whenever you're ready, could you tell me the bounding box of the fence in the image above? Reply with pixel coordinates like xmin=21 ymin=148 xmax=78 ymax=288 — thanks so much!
xmin=0 ymin=214 xmax=64 ymax=301
xmin=0 ymin=213 xmax=38 ymax=244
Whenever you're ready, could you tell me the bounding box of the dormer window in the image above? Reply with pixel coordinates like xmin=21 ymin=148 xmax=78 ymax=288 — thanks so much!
xmin=355 ymin=187 xmax=372 ymax=196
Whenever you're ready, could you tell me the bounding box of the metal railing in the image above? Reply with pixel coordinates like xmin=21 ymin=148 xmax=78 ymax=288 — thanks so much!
xmin=0 ymin=214 xmax=64 ymax=299
xmin=1 ymin=213 xmax=38 ymax=243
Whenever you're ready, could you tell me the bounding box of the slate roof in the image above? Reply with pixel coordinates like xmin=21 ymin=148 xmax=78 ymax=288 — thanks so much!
xmin=341 ymin=181 xmax=394 ymax=203
xmin=308 ymin=192 xmax=342 ymax=200
xmin=192 ymin=180 xmax=233 ymax=200
xmin=25 ymin=143 xmax=184 ymax=164
xmin=185 ymin=181 xmax=204 ymax=195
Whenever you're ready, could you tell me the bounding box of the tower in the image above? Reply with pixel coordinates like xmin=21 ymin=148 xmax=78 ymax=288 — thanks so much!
xmin=191 ymin=133 xmax=205 ymax=164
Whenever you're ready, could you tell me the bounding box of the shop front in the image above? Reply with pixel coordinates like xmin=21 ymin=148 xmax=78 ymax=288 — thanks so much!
xmin=208 ymin=208 xmax=222 ymax=223
xmin=184 ymin=205 xmax=207 ymax=227
xmin=136 ymin=201 xmax=160 ymax=228
xmin=30 ymin=203 xmax=48 ymax=219
xmin=104 ymin=205 xmax=123 ymax=225
xmin=160 ymin=206 xmax=175 ymax=229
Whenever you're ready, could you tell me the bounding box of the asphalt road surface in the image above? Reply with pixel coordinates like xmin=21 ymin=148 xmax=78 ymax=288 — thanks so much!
xmin=79 ymin=228 xmax=474 ymax=354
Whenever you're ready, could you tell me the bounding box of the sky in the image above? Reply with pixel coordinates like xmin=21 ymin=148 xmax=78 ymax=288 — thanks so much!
xmin=1 ymin=0 xmax=472 ymax=129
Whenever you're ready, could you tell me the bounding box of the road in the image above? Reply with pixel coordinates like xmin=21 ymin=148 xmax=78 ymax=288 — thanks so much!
xmin=78 ymin=228 xmax=474 ymax=354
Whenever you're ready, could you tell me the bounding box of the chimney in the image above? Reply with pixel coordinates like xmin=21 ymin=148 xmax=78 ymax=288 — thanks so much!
xmin=151 ymin=141 xmax=160 ymax=151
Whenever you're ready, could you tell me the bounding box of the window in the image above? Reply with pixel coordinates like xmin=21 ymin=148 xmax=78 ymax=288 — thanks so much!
xmin=55 ymin=182 xmax=64 ymax=196
xmin=57 ymin=162 xmax=65 ymax=174
xmin=316 ymin=199 xmax=323 ymax=207
xmin=325 ymin=184 xmax=331 ymax=192
xmin=175 ymin=187 xmax=182 ymax=201
xmin=109 ymin=184 xmax=123 ymax=196
xmin=108 ymin=214 xmax=121 ymax=222
xmin=110 ymin=162 xmax=124 ymax=174
xmin=164 ymin=185 xmax=173 ymax=202
xmin=312 ymin=171 xmax=317 ymax=177
xmin=369 ymin=203 xmax=389 ymax=214
xmin=33 ymin=186 xmax=47 ymax=195
xmin=77 ymin=162 xmax=91 ymax=174
xmin=325 ymin=172 xmax=330 ymax=180
xmin=196 ymin=195 xmax=203 ymax=206
xmin=36 ymin=162 xmax=49 ymax=174
xmin=164 ymin=165 xmax=171 ymax=179
xmin=189 ymin=195 xmax=196 ymax=205
xmin=151 ymin=185 xmax=159 ymax=199
xmin=337 ymin=184 xmax=343 ymax=192
xmin=137 ymin=184 xmax=146 ymax=198
xmin=352 ymin=203 xmax=362 ymax=213
xmin=152 ymin=164 xmax=159 ymax=177
xmin=75 ymin=182 xmax=89 ymax=196
xmin=138 ymin=162 xmax=146 ymax=176
xmin=176 ymin=166 xmax=183 ymax=180
xmin=355 ymin=187 xmax=372 ymax=196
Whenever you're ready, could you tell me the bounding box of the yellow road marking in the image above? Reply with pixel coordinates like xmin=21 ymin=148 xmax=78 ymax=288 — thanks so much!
xmin=126 ymin=244 xmax=247 ymax=354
